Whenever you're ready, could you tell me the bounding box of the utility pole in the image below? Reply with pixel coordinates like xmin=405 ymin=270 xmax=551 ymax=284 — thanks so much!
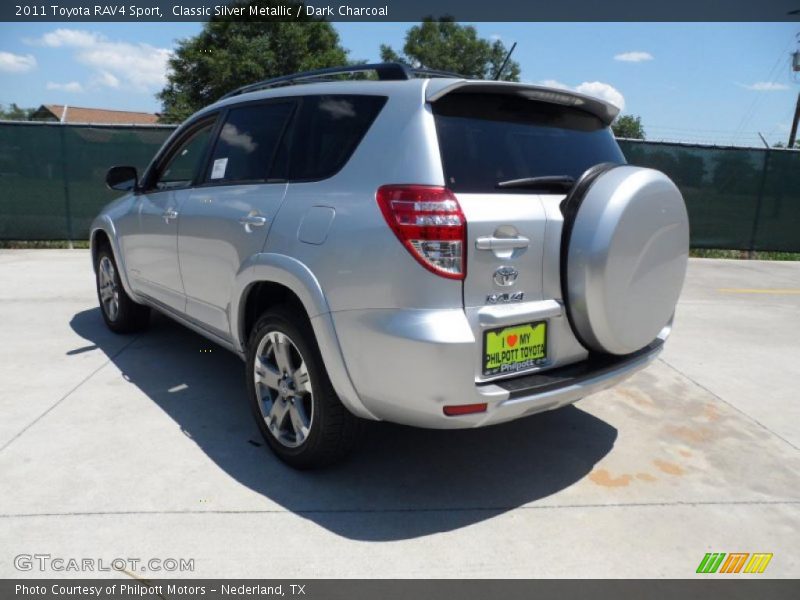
xmin=789 ymin=93 xmax=800 ymax=148
xmin=789 ymin=38 xmax=800 ymax=148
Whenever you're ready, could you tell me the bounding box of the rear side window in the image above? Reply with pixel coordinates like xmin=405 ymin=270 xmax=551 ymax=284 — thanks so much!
xmin=433 ymin=93 xmax=625 ymax=193
xmin=205 ymin=102 xmax=294 ymax=184
xmin=288 ymin=95 xmax=387 ymax=181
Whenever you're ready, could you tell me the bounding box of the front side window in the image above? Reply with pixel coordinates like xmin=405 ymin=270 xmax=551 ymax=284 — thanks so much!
xmin=205 ymin=102 xmax=295 ymax=184
xmin=154 ymin=121 xmax=214 ymax=190
xmin=288 ymin=95 xmax=387 ymax=181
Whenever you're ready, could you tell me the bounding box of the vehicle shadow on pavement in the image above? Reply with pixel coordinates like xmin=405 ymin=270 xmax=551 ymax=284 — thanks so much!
xmin=70 ymin=308 xmax=618 ymax=541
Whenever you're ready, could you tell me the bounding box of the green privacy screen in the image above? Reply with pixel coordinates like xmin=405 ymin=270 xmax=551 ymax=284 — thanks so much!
xmin=0 ymin=122 xmax=173 ymax=240
xmin=0 ymin=122 xmax=798 ymax=251
xmin=619 ymin=139 xmax=800 ymax=252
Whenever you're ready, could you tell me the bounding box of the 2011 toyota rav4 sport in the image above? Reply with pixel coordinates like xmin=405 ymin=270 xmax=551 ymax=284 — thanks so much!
xmin=91 ymin=63 xmax=689 ymax=468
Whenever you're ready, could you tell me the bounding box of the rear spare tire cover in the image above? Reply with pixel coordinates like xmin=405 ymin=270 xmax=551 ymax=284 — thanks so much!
xmin=563 ymin=165 xmax=689 ymax=355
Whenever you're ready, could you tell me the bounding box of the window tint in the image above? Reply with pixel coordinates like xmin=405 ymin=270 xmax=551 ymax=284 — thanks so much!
xmin=289 ymin=95 xmax=387 ymax=181
xmin=433 ymin=93 xmax=625 ymax=193
xmin=155 ymin=122 xmax=214 ymax=190
xmin=205 ymin=102 xmax=294 ymax=184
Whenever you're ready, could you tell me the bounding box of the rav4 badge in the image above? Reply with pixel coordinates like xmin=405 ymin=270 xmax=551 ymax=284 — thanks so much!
xmin=486 ymin=291 xmax=525 ymax=304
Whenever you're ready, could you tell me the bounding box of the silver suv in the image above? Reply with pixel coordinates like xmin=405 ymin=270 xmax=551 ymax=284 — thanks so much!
xmin=92 ymin=63 xmax=689 ymax=468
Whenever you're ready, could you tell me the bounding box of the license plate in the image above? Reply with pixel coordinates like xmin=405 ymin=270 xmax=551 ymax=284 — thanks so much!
xmin=483 ymin=321 xmax=547 ymax=377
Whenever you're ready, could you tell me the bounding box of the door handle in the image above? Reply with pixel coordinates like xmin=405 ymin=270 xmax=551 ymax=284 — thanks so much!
xmin=162 ymin=208 xmax=179 ymax=223
xmin=239 ymin=214 xmax=268 ymax=232
xmin=475 ymin=235 xmax=530 ymax=251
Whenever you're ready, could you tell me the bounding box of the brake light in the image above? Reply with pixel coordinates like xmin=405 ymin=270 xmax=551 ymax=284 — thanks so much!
xmin=376 ymin=185 xmax=466 ymax=280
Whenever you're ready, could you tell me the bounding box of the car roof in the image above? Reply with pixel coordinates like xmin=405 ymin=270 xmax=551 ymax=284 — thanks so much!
xmin=200 ymin=77 xmax=620 ymax=126
xmin=202 ymin=78 xmax=428 ymax=112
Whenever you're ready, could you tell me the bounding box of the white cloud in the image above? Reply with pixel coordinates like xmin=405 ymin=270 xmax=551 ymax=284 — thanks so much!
xmin=93 ymin=71 xmax=120 ymax=89
xmin=0 ymin=51 xmax=37 ymax=73
xmin=537 ymin=79 xmax=570 ymax=90
xmin=319 ymin=98 xmax=356 ymax=119
xmin=614 ymin=51 xmax=654 ymax=63
xmin=575 ymin=81 xmax=626 ymax=111
xmin=490 ymin=34 xmax=502 ymax=41
xmin=46 ymin=81 xmax=84 ymax=93
xmin=738 ymin=81 xmax=789 ymax=91
xmin=79 ymin=43 xmax=170 ymax=90
xmin=35 ymin=29 xmax=103 ymax=48
xmin=27 ymin=28 xmax=170 ymax=92
xmin=537 ymin=79 xmax=626 ymax=111
xmin=220 ymin=123 xmax=257 ymax=153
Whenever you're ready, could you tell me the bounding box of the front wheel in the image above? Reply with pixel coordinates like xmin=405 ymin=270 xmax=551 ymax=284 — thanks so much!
xmin=246 ymin=306 xmax=364 ymax=469
xmin=95 ymin=248 xmax=150 ymax=333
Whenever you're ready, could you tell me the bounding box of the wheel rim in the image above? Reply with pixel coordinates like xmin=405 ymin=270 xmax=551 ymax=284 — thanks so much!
xmin=98 ymin=256 xmax=120 ymax=322
xmin=253 ymin=330 xmax=314 ymax=448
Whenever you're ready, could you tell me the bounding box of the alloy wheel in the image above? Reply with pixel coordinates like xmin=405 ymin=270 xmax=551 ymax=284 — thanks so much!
xmin=98 ymin=256 xmax=120 ymax=322
xmin=253 ymin=331 xmax=314 ymax=448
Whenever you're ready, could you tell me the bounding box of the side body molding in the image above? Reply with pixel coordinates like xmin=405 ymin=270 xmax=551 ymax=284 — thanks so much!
xmin=231 ymin=253 xmax=377 ymax=421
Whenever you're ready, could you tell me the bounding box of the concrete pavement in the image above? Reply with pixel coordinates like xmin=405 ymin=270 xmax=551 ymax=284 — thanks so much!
xmin=0 ymin=251 xmax=798 ymax=578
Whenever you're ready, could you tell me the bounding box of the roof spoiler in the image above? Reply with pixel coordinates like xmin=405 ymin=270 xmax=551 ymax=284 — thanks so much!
xmin=426 ymin=81 xmax=620 ymax=126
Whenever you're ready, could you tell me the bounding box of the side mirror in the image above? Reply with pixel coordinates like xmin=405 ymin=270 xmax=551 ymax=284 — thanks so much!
xmin=106 ymin=166 xmax=138 ymax=192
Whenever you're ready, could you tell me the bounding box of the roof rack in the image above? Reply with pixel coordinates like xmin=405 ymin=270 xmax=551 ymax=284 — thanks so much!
xmin=218 ymin=62 xmax=465 ymax=101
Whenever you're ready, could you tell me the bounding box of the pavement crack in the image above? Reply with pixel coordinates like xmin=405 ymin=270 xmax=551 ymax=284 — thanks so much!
xmin=657 ymin=357 xmax=800 ymax=453
xmin=1 ymin=499 xmax=799 ymax=519
xmin=0 ymin=334 xmax=142 ymax=455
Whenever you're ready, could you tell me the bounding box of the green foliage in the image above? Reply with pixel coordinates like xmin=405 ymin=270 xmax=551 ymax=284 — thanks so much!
xmin=0 ymin=103 xmax=34 ymax=121
xmin=157 ymin=0 xmax=351 ymax=123
xmin=381 ymin=18 xmax=520 ymax=81
xmin=612 ymin=114 xmax=645 ymax=140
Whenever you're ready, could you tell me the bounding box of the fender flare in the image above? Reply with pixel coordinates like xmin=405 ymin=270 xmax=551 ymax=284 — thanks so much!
xmin=231 ymin=253 xmax=378 ymax=421
xmin=89 ymin=217 xmax=143 ymax=304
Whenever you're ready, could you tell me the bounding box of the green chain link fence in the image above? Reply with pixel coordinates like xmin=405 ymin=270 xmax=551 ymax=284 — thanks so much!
xmin=619 ymin=139 xmax=800 ymax=252
xmin=0 ymin=121 xmax=174 ymax=241
xmin=1 ymin=121 xmax=799 ymax=250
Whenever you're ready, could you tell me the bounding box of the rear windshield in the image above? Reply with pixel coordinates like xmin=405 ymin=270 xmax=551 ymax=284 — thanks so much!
xmin=432 ymin=93 xmax=625 ymax=193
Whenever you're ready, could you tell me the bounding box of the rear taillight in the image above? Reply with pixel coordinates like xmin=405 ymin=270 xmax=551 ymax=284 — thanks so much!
xmin=376 ymin=185 xmax=466 ymax=280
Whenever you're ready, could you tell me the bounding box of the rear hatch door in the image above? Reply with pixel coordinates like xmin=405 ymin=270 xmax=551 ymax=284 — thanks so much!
xmin=431 ymin=90 xmax=626 ymax=380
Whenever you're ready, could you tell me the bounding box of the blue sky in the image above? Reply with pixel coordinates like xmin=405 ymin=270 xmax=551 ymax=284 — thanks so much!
xmin=0 ymin=21 xmax=798 ymax=146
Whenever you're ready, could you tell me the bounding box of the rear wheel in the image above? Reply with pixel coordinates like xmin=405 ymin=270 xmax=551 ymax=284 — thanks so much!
xmin=246 ymin=306 xmax=363 ymax=469
xmin=95 ymin=248 xmax=150 ymax=333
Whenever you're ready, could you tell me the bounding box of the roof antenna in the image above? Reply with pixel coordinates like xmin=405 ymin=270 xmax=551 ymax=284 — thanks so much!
xmin=494 ymin=42 xmax=517 ymax=80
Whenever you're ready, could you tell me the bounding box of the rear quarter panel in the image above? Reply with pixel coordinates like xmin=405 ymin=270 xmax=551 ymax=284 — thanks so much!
xmin=264 ymin=87 xmax=463 ymax=312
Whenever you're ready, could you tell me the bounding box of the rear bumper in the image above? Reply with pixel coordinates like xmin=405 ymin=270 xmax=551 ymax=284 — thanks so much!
xmin=471 ymin=338 xmax=664 ymax=426
xmin=331 ymin=306 xmax=668 ymax=429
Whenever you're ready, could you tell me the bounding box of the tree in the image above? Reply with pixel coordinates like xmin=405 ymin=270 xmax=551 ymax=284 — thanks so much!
xmin=0 ymin=103 xmax=33 ymax=121
xmin=157 ymin=0 xmax=351 ymax=123
xmin=380 ymin=18 xmax=520 ymax=81
xmin=612 ymin=114 xmax=645 ymax=140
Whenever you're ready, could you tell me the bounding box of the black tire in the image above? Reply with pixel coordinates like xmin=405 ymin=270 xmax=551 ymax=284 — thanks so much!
xmin=246 ymin=305 xmax=364 ymax=469
xmin=95 ymin=247 xmax=150 ymax=334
